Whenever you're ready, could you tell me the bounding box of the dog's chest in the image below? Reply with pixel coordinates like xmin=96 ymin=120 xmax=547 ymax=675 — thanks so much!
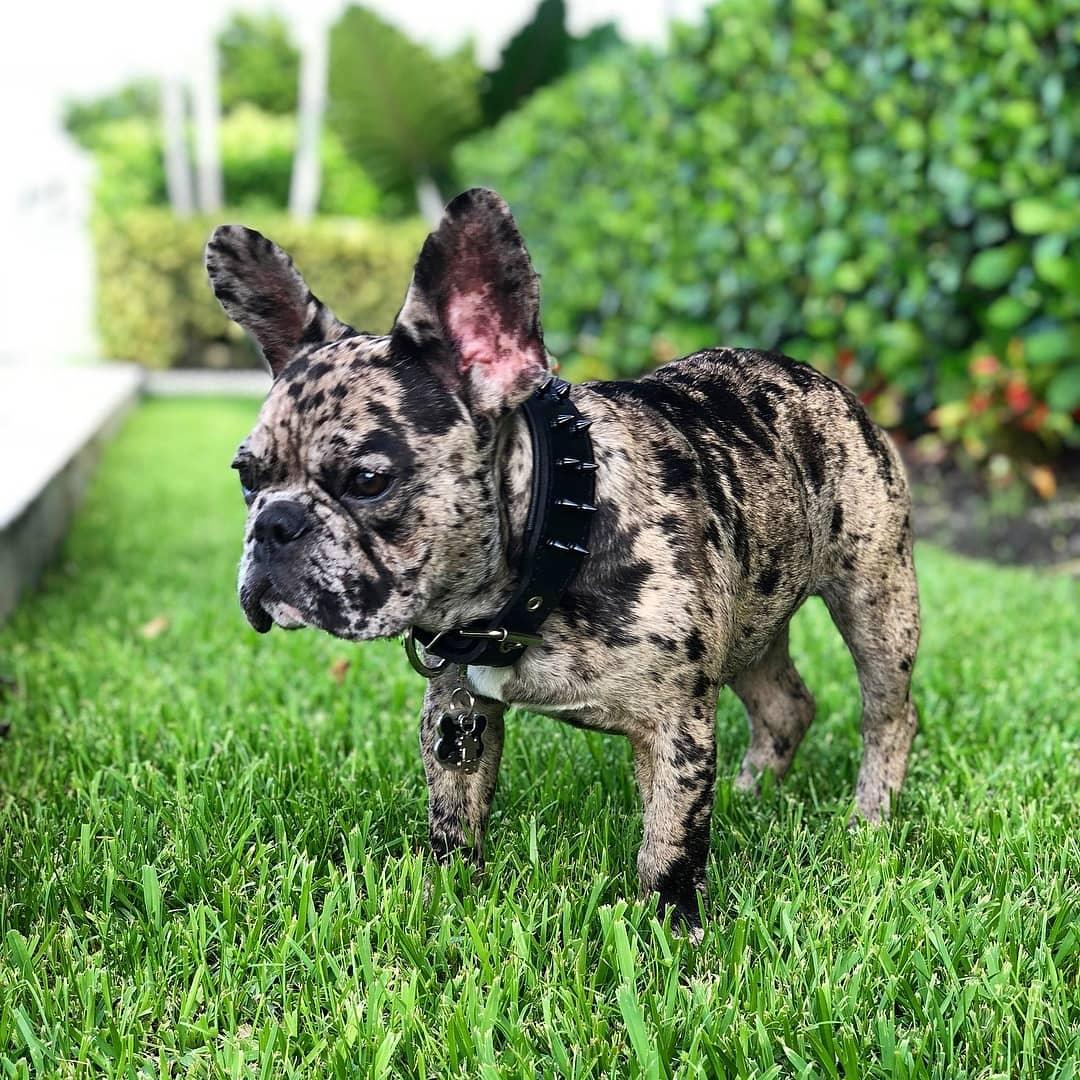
xmin=465 ymin=663 xmax=620 ymax=732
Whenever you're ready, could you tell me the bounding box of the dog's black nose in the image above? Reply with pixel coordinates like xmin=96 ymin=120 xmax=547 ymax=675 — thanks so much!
xmin=253 ymin=501 xmax=309 ymax=550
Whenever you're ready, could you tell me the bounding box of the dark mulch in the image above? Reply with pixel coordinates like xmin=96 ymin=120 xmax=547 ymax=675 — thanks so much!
xmin=905 ymin=450 xmax=1080 ymax=573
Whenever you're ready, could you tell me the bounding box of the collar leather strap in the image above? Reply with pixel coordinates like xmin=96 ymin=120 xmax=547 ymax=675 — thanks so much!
xmin=409 ymin=377 xmax=596 ymax=669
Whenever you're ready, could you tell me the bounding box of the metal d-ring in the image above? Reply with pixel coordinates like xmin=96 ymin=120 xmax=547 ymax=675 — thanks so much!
xmin=449 ymin=686 xmax=476 ymax=714
xmin=403 ymin=628 xmax=451 ymax=678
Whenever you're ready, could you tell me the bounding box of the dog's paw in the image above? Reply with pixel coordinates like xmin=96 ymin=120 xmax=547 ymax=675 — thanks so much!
xmin=733 ymin=767 xmax=761 ymax=796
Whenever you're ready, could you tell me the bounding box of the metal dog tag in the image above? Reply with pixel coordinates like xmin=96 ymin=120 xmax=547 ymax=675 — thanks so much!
xmin=434 ymin=686 xmax=487 ymax=773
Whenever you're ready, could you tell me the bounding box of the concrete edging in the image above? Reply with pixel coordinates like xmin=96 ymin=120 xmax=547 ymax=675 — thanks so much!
xmin=0 ymin=364 xmax=144 ymax=621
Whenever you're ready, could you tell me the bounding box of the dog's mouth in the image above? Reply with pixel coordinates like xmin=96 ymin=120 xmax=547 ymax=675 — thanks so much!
xmin=240 ymin=573 xmax=308 ymax=634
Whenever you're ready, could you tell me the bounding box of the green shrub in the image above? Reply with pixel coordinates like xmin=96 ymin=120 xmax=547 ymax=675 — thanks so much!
xmin=89 ymin=120 xmax=169 ymax=217
xmin=218 ymin=12 xmax=299 ymax=116
xmin=218 ymin=106 xmax=382 ymax=217
xmin=94 ymin=209 xmax=426 ymax=368
xmin=458 ymin=0 xmax=1080 ymax=448
xmin=89 ymin=107 xmax=382 ymax=219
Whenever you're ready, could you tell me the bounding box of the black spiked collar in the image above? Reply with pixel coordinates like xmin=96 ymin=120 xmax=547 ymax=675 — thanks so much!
xmin=405 ymin=376 xmax=596 ymax=672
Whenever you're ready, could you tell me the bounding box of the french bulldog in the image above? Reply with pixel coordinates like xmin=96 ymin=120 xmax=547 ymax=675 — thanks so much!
xmin=205 ymin=188 xmax=920 ymax=934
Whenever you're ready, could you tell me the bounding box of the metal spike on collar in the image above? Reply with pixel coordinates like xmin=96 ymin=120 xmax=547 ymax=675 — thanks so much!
xmin=546 ymin=538 xmax=590 ymax=555
xmin=553 ymin=381 xmax=571 ymax=399
xmin=555 ymin=498 xmax=598 ymax=512
xmin=557 ymin=456 xmax=598 ymax=472
xmin=572 ymin=418 xmax=593 ymax=433
xmin=551 ymin=413 xmax=575 ymax=428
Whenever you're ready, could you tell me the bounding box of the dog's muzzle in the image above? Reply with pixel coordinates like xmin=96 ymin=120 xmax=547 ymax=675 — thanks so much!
xmin=240 ymin=501 xmax=311 ymax=633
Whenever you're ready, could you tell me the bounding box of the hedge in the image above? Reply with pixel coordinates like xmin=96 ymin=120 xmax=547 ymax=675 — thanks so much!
xmin=88 ymin=107 xmax=383 ymax=220
xmin=457 ymin=0 xmax=1080 ymax=434
xmin=94 ymin=210 xmax=427 ymax=368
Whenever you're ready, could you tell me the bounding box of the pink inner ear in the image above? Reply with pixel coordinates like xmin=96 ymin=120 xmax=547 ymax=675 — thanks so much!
xmin=445 ymin=287 xmax=543 ymax=399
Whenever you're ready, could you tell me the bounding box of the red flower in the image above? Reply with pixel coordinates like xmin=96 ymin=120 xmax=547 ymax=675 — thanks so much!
xmin=1004 ymin=379 xmax=1033 ymax=413
xmin=1018 ymin=402 xmax=1049 ymax=432
xmin=969 ymin=354 xmax=1000 ymax=378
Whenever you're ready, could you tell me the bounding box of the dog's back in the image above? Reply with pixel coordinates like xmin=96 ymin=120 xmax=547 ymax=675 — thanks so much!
xmin=587 ymin=348 xmax=913 ymax=673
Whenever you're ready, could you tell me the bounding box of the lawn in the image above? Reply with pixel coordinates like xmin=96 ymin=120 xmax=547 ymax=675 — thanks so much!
xmin=0 ymin=398 xmax=1077 ymax=1079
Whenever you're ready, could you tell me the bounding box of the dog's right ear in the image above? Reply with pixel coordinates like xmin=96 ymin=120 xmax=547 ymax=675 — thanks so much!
xmin=391 ymin=188 xmax=549 ymax=416
xmin=205 ymin=225 xmax=354 ymax=378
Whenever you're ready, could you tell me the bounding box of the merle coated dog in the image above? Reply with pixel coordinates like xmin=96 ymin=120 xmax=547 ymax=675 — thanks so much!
xmin=206 ymin=188 xmax=920 ymax=934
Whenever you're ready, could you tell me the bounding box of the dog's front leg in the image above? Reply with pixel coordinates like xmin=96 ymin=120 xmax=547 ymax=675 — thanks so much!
xmin=419 ymin=669 xmax=506 ymax=867
xmin=634 ymin=698 xmax=717 ymax=937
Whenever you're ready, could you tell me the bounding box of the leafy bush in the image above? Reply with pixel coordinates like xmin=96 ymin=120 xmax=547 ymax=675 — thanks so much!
xmin=480 ymin=0 xmax=572 ymax=126
xmin=89 ymin=107 xmax=381 ymax=218
xmin=62 ymin=80 xmax=159 ymax=151
xmin=94 ymin=210 xmax=426 ymax=368
xmin=327 ymin=6 xmax=483 ymax=203
xmin=458 ymin=0 xmax=1080 ymax=453
xmin=927 ymin=345 xmax=1075 ymax=495
xmin=218 ymin=12 xmax=299 ymax=116
xmin=87 ymin=120 xmax=169 ymax=217
xmin=217 ymin=106 xmax=381 ymax=216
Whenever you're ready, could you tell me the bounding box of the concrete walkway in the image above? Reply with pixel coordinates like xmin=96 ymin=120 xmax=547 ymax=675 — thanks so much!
xmin=0 ymin=364 xmax=143 ymax=620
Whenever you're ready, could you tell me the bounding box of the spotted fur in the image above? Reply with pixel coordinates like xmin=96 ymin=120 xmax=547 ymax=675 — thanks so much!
xmin=207 ymin=188 xmax=920 ymax=936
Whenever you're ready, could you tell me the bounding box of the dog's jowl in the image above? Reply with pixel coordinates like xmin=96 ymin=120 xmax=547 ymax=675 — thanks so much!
xmin=206 ymin=188 xmax=920 ymax=934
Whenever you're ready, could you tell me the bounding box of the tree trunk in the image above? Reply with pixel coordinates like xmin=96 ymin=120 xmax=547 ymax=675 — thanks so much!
xmin=289 ymin=22 xmax=328 ymax=220
xmin=192 ymin=38 xmax=223 ymax=212
xmin=160 ymin=79 xmax=194 ymax=217
xmin=415 ymin=174 xmax=444 ymax=226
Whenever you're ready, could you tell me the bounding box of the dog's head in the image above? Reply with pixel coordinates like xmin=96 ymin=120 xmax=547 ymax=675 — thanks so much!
xmin=205 ymin=189 xmax=549 ymax=640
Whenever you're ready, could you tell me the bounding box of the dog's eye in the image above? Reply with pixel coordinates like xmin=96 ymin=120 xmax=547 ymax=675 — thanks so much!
xmin=233 ymin=462 xmax=258 ymax=505
xmin=345 ymin=468 xmax=392 ymax=500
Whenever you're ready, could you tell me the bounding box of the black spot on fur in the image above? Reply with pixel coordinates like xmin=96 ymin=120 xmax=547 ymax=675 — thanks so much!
xmin=831 ymin=504 xmax=844 ymax=539
xmin=685 ymin=629 xmax=705 ymax=662
xmin=780 ymin=355 xmax=817 ymax=390
xmin=843 ymin=388 xmax=895 ymax=485
xmin=654 ymin=445 xmax=697 ymax=497
xmin=672 ymin=730 xmax=702 ymax=768
xmin=756 ymin=564 xmax=781 ymax=596
xmin=792 ymin=416 xmax=825 ymax=492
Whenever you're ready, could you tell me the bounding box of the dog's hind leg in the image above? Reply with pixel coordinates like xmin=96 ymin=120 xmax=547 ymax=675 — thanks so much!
xmin=821 ymin=543 xmax=920 ymax=823
xmin=731 ymin=626 xmax=816 ymax=793
xmin=419 ymin=670 xmax=506 ymax=866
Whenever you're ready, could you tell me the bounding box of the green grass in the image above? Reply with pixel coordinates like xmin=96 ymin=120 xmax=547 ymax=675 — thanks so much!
xmin=0 ymin=398 xmax=1077 ymax=1079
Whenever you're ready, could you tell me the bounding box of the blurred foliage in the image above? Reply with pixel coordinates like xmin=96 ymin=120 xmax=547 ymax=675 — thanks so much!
xmin=218 ymin=12 xmax=300 ymax=115
xmin=327 ymin=6 xmax=482 ymax=203
xmin=481 ymin=0 xmax=571 ymax=126
xmin=95 ymin=210 xmax=426 ymax=368
xmin=459 ymin=0 xmax=1080 ymax=465
xmin=927 ymin=346 xmax=1075 ymax=495
xmin=88 ymin=120 xmax=169 ymax=217
xmin=63 ymin=80 xmax=159 ymax=151
xmin=63 ymin=11 xmax=300 ymax=151
xmin=568 ymin=22 xmax=622 ymax=69
xmin=88 ymin=108 xmax=380 ymax=218
xmin=217 ymin=106 xmax=381 ymax=216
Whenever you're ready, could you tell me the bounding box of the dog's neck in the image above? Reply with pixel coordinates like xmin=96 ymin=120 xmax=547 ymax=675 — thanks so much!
xmin=415 ymin=403 xmax=535 ymax=632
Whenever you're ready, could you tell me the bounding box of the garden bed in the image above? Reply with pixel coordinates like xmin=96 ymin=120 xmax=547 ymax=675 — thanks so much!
xmin=0 ymin=399 xmax=1077 ymax=1075
xmin=906 ymin=452 xmax=1080 ymax=571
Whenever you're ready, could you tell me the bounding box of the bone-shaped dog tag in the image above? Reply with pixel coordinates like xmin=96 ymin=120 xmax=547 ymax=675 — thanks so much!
xmin=435 ymin=711 xmax=487 ymax=773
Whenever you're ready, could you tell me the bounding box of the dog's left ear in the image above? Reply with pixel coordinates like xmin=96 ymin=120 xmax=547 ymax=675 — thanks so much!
xmin=205 ymin=225 xmax=355 ymax=378
xmin=392 ymin=188 xmax=549 ymax=415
